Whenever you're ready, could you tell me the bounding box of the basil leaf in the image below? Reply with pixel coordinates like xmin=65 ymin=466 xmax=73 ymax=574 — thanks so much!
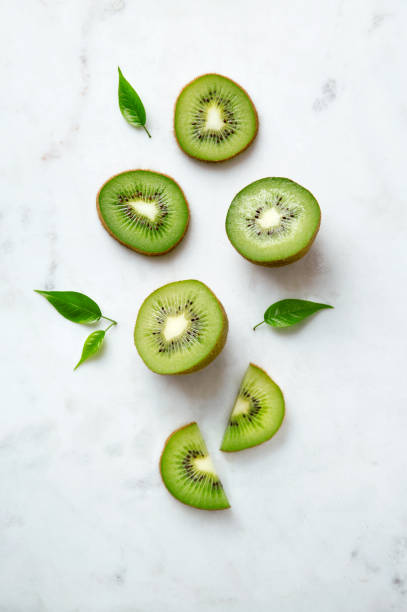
xmin=118 ymin=67 xmax=151 ymax=137
xmin=35 ymin=290 xmax=102 ymax=324
xmin=74 ymin=330 xmax=105 ymax=370
xmin=262 ymin=299 xmax=333 ymax=328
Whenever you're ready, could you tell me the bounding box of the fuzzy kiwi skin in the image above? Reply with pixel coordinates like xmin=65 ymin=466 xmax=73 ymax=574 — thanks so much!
xmin=221 ymin=363 xmax=285 ymax=453
xmin=160 ymin=422 xmax=231 ymax=511
xmin=96 ymin=169 xmax=190 ymax=256
xmin=226 ymin=179 xmax=321 ymax=267
xmin=134 ymin=282 xmax=228 ymax=376
xmin=173 ymin=73 xmax=259 ymax=163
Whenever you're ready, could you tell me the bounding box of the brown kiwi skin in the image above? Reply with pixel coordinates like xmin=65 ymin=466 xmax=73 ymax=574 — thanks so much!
xmin=173 ymin=73 xmax=259 ymax=163
xmin=96 ymin=169 xmax=190 ymax=256
xmin=227 ymin=180 xmax=321 ymax=267
xmin=134 ymin=281 xmax=228 ymax=376
xmin=220 ymin=363 xmax=285 ymax=453
xmin=160 ymin=422 xmax=231 ymax=511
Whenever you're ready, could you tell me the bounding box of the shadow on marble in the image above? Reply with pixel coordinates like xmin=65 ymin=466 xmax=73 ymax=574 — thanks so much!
xmin=163 ymin=490 xmax=243 ymax=525
xmin=165 ymin=347 xmax=231 ymax=409
xmin=239 ymin=240 xmax=331 ymax=296
xmin=148 ymin=216 xmax=193 ymax=265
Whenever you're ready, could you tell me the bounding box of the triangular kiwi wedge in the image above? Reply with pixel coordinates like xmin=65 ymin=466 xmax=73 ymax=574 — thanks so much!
xmin=174 ymin=74 xmax=258 ymax=162
xmin=97 ymin=170 xmax=189 ymax=255
xmin=134 ymin=279 xmax=228 ymax=375
xmin=221 ymin=364 xmax=285 ymax=452
xmin=160 ymin=422 xmax=230 ymax=510
xmin=226 ymin=177 xmax=321 ymax=266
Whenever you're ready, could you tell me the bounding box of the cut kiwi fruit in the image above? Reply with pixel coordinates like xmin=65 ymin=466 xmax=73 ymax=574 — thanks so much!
xmin=226 ymin=177 xmax=321 ymax=266
xmin=174 ymin=73 xmax=258 ymax=162
xmin=160 ymin=422 xmax=230 ymax=510
xmin=221 ymin=364 xmax=285 ymax=452
xmin=134 ymin=280 xmax=228 ymax=375
xmin=97 ymin=170 xmax=189 ymax=255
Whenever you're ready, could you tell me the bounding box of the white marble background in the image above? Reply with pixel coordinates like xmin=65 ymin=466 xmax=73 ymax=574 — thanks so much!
xmin=1 ymin=1 xmax=407 ymax=610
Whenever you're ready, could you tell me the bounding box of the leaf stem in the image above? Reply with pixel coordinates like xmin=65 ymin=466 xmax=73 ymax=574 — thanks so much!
xmin=104 ymin=322 xmax=116 ymax=333
xmin=253 ymin=321 xmax=265 ymax=331
xmin=101 ymin=315 xmax=117 ymax=326
xmin=143 ymin=125 xmax=151 ymax=138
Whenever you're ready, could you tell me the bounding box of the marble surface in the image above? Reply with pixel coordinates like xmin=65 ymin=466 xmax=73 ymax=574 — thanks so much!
xmin=1 ymin=1 xmax=407 ymax=610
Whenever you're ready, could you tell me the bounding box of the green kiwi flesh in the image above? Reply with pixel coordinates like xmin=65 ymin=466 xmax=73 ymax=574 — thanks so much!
xmin=226 ymin=177 xmax=321 ymax=266
xmin=221 ymin=364 xmax=285 ymax=452
xmin=97 ymin=170 xmax=189 ymax=255
xmin=174 ymin=74 xmax=258 ymax=162
xmin=160 ymin=422 xmax=230 ymax=510
xmin=134 ymin=280 xmax=228 ymax=375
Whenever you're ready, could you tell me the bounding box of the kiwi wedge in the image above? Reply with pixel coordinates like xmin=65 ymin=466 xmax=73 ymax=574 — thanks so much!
xmin=226 ymin=177 xmax=321 ymax=266
xmin=160 ymin=422 xmax=230 ymax=510
xmin=174 ymin=74 xmax=258 ymax=162
xmin=97 ymin=170 xmax=189 ymax=255
xmin=134 ymin=280 xmax=228 ymax=375
xmin=221 ymin=364 xmax=285 ymax=452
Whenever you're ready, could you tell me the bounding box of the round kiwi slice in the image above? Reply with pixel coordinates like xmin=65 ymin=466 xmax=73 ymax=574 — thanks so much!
xmin=134 ymin=280 xmax=228 ymax=375
xmin=97 ymin=170 xmax=189 ymax=255
xmin=174 ymin=74 xmax=258 ymax=162
xmin=220 ymin=364 xmax=285 ymax=452
xmin=160 ymin=422 xmax=230 ymax=510
xmin=226 ymin=177 xmax=321 ymax=266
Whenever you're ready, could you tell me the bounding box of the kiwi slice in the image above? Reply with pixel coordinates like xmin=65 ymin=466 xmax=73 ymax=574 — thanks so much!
xmin=174 ymin=74 xmax=258 ymax=162
xmin=97 ymin=170 xmax=189 ymax=255
xmin=221 ymin=364 xmax=285 ymax=452
xmin=134 ymin=280 xmax=228 ymax=375
xmin=226 ymin=177 xmax=321 ymax=266
xmin=160 ymin=422 xmax=230 ymax=510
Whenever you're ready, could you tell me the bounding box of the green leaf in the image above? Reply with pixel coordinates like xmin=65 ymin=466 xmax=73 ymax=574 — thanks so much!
xmin=35 ymin=290 xmax=102 ymax=324
xmin=254 ymin=299 xmax=333 ymax=329
xmin=118 ymin=67 xmax=151 ymax=137
xmin=74 ymin=330 xmax=106 ymax=370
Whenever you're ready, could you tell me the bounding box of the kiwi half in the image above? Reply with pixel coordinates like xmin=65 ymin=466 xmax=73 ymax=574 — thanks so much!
xmin=221 ymin=364 xmax=285 ymax=452
xmin=160 ymin=422 xmax=230 ymax=510
xmin=226 ymin=177 xmax=321 ymax=266
xmin=97 ymin=170 xmax=189 ymax=255
xmin=134 ymin=280 xmax=228 ymax=375
xmin=174 ymin=74 xmax=258 ymax=162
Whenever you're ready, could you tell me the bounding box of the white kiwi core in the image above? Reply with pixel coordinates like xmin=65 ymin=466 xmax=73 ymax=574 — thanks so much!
xmin=205 ymin=105 xmax=224 ymax=131
xmin=163 ymin=313 xmax=189 ymax=341
xmin=194 ymin=455 xmax=217 ymax=475
xmin=257 ymin=207 xmax=282 ymax=230
xmin=232 ymin=397 xmax=251 ymax=416
xmin=129 ymin=199 xmax=159 ymax=222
